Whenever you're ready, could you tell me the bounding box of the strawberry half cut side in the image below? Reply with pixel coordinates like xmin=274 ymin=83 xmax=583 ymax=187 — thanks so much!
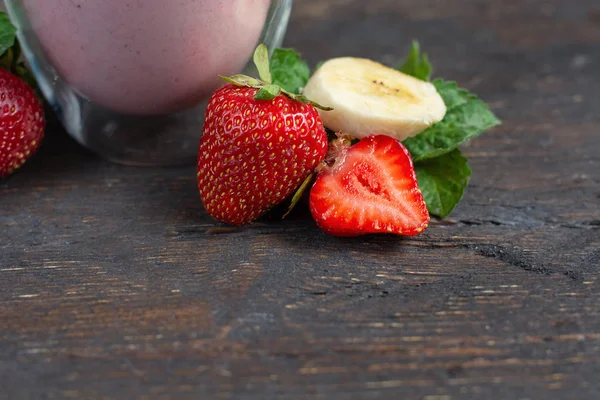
xmin=309 ymin=135 xmax=430 ymax=237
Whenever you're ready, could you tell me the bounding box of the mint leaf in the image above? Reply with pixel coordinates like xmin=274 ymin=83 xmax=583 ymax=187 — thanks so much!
xmin=0 ymin=12 xmax=17 ymax=56
xmin=398 ymin=40 xmax=432 ymax=81
xmin=415 ymin=149 xmax=471 ymax=217
xmin=403 ymin=79 xmax=501 ymax=162
xmin=270 ymin=48 xmax=310 ymax=94
xmin=431 ymin=78 xmax=476 ymax=109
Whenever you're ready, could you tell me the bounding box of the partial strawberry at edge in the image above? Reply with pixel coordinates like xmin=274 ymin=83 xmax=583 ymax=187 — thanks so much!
xmin=197 ymin=83 xmax=328 ymax=225
xmin=0 ymin=68 xmax=45 ymax=178
xmin=309 ymin=135 xmax=429 ymax=237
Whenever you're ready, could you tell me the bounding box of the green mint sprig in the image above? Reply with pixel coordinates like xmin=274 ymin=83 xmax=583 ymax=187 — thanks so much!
xmin=398 ymin=41 xmax=501 ymax=217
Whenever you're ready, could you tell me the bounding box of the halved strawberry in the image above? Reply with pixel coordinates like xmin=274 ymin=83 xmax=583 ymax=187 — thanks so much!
xmin=309 ymin=135 xmax=429 ymax=236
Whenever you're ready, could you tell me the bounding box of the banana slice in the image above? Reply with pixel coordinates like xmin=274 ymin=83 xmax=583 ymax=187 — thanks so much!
xmin=303 ymin=57 xmax=446 ymax=140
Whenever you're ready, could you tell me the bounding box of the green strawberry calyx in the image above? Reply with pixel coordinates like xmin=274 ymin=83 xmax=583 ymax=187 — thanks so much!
xmin=220 ymin=44 xmax=333 ymax=111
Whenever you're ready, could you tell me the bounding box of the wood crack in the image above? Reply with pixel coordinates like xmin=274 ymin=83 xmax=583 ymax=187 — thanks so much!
xmin=469 ymin=243 xmax=586 ymax=282
xmin=468 ymin=244 xmax=555 ymax=277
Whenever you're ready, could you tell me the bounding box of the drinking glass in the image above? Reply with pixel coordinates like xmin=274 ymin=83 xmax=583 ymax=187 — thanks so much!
xmin=3 ymin=0 xmax=293 ymax=166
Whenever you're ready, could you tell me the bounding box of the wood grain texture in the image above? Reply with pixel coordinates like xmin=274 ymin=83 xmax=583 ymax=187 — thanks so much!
xmin=1 ymin=0 xmax=599 ymax=399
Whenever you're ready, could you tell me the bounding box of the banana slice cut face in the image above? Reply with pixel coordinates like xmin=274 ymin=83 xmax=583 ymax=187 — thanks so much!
xmin=303 ymin=57 xmax=447 ymax=141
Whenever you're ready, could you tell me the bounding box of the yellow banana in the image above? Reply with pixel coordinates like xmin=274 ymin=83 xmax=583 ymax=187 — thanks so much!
xmin=303 ymin=57 xmax=446 ymax=140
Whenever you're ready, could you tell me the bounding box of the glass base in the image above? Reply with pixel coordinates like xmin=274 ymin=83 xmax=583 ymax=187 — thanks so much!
xmin=56 ymin=88 xmax=207 ymax=167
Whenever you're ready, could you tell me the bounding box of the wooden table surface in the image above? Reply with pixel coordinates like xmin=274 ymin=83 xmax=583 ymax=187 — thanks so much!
xmin=1 ymin=1 xmax=599 ymax=399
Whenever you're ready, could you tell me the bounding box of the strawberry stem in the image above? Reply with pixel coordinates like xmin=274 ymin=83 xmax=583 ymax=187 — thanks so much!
xmin=283 ymin=173 xmax=314 ymax=219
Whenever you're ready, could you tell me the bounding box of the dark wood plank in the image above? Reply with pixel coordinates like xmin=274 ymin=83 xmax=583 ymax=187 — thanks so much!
xmin=1 ymin=0 xmax=599 ymax=399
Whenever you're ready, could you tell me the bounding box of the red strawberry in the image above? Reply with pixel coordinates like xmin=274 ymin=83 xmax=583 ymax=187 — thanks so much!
xmin=309 ymin=135 xmax=429 ymax=236
xmin=197 ymin=83 xmax=328 ymax=225
xmin=0 ymin=68 xmax=45 ymax=178
xmin=197 ymin=44 xmax=331 ymax=225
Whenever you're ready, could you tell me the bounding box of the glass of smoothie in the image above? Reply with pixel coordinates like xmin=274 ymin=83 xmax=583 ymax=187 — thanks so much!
xmin=3 ymin=0 xmax=293 ymax=166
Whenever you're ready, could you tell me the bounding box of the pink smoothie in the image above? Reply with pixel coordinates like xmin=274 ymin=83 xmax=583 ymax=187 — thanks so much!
xmin=20 ymin=0 xmax=271 ymax=115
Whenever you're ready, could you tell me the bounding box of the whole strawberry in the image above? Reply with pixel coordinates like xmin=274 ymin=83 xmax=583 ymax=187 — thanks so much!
xmin=197 ymin=45 xmax=330 ymax=225
xmin=0 ymin=67 xmax=45 ymax=178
